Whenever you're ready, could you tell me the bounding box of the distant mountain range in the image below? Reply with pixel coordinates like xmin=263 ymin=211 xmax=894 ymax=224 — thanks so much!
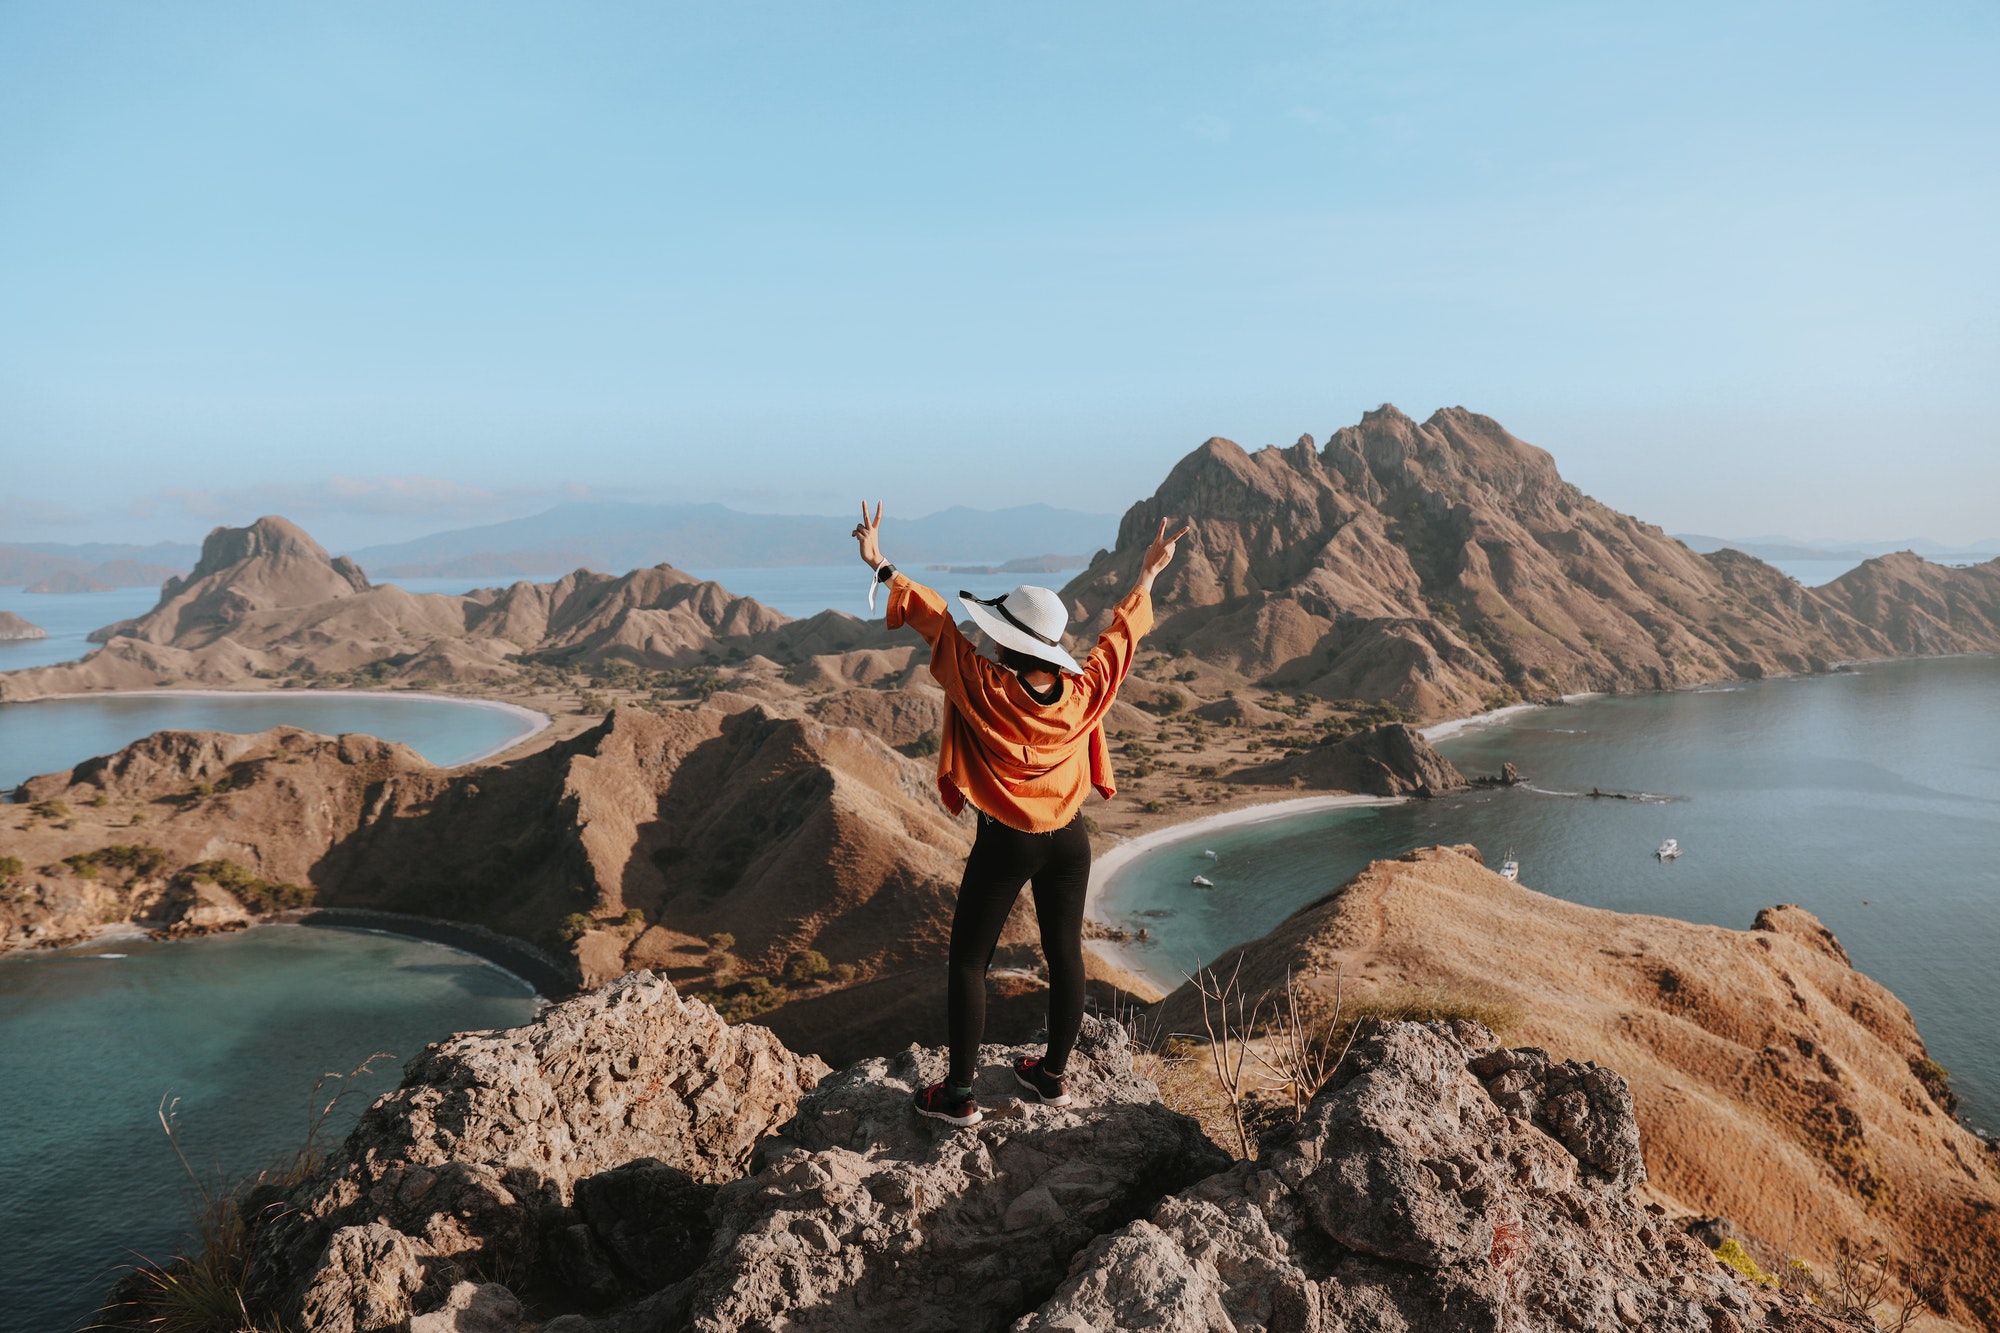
xmin=344 ymin=501 xmax=1114 ymax=579
xmin=1674 ymin=533 xmax=2000 ymax=564
xmin=0 ymin=541 xmax=198 ymax=589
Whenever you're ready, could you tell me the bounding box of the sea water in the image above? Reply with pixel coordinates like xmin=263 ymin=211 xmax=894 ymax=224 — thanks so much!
xmin=0 ymin=693 xmax=542 ymax=790
xmin=1097 ymin=654 xmax=2000 ymax=1127
xmin=0 ymin=925 xmax=538 ymax=1331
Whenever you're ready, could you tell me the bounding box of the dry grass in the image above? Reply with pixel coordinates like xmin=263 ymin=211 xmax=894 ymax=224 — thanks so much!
xmin=92 ymin=1058 xmax=386 ymax=1333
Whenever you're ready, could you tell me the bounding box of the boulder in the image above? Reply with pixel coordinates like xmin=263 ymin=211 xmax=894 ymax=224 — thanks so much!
xmin=246 ymin=972 xmax=829 ymax=1328
xmin=1019 ymin=1020 xmax=1875 ymax=1333
xmin=669 ymin=1014 xmax=1231 ymax=1333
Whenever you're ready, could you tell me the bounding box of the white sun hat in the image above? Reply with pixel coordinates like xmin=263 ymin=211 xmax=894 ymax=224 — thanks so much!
xmin=957 ymin=584 xmax=1082 ymax=674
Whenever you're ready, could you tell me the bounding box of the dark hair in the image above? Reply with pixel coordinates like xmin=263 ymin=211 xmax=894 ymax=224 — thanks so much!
xmin=997 ymin=645 xmax=1060 ymax=678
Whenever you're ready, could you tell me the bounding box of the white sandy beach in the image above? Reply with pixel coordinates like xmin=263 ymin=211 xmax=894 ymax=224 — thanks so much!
xmin=22 ymin=687 xmax=551 ymax=767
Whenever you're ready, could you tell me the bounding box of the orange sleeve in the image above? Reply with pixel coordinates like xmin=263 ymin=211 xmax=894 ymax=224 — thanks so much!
xmin=1080 ymin=587 xmax=1153 ymax=701
xmin=884 ymin=573 xmax=983 ymax=706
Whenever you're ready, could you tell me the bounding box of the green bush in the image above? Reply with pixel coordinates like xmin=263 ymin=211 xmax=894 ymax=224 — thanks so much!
xmin=556 ymin=912 xmax=596 ymax=944
xmin=1712 ymin=1238 xmax=1778 ymax=1287
xmin=621 ymin=907 xmax=646 ymax=928
xmin=28 ymin=800 xmax=70 ymax=820
xmin=692 ymin=975 xmax=788 ymax=1023
xmin=783 ymin=950 xmax=832 ymax=985
xmin=0 ymin=855 xmax=23 ymax=882
xmin=65 ymin=844 xmax=169 ymax=879
xmin=178 ymin=859 xmax=313 ymax=912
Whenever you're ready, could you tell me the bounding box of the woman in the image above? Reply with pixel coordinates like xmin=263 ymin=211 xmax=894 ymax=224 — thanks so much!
xmin=852 ymin=502 xmax=1190 ymax=1125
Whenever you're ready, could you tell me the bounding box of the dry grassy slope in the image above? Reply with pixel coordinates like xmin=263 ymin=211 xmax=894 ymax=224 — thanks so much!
xmin=1062 ymin=406 xmax=1997 ymax=718
xmin=1154 ymin=846 xmax=2000 ymax=1331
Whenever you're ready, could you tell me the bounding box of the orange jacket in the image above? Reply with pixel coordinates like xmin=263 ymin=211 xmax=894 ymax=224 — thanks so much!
xmin=885 ymin=574 xmax=1154 ymax=833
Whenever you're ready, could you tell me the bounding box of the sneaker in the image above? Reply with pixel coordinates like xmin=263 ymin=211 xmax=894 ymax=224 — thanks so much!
xmin=1013 ymin=1056 xmax=1072 ymax=1106
xmin=913 ymin=1080 xmax=983 ymax=1126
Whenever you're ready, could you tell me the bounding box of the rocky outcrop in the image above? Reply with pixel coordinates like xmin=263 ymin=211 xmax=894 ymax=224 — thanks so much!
xmin=1060 ymin=407 xmax=2000 ymax=716
xmin=1227 ymin=721 xmax=1465 ymax=797
xmin=0 ymin=609 xmax=46 ymax=640
xmin=245 ymin=973 xmax=830 ymax=1328
xmin=1020 ymin=1020 xmax=1872 ymax=1332
xmin=156 ymin=977 xmax=1876 ymax=1332
xmin=1147 ymin=846 xmax=2000 ymax=1331
xmin=92 ymin=515 xmax=373 ymax=646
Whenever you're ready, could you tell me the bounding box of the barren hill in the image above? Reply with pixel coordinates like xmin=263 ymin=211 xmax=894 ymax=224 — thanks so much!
xmin=1061 ymin=406 xmax=2000 ymax=716
xmin=1152 ymin=845 xmax=2000 ymax=1330
xmin=0 ymin=516 xmax=899 ymax=702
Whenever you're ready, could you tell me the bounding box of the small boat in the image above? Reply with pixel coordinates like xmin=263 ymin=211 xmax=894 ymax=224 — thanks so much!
xmin=1191 ymin=875 xmax=1215 ymax=888
xmin=1498 ymin=851 xmax=1519 ymax=882
xmin=1201 ymin=849 xmax=1218 ymax=859
xmin=1656 ymin=838 xmax=1681 ymax=861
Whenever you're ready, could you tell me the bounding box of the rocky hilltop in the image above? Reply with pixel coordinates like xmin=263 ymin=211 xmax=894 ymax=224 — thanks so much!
xmin=100 ymin=971 xmax=1877 ymax=1333
xmin=1061 ymin=406 xmax=2000 ymax=715
xmin=1151 ymin=846 xmax=2000 ymax=1330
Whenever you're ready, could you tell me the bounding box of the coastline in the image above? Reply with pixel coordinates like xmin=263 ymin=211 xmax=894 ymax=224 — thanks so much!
xmin=11 ymin=686 xmax=552 ymax=768
xmin=1086 ymin=793 xmax=1407 ymax=993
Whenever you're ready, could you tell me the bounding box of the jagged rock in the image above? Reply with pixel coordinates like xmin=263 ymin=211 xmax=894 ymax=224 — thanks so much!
xmin=1468 ymin=1044 xmax=1646 ymax=1187
xmin=1019 ymin=1021 xmax=1874 ymax=1333
xmin=408 ymin=1281 xmax=525 ymax=1333
xmin=294 ymin=1224 xmax=425 ymax=1333
xmin=246 ymin=973 xmax=829 ymax=1329
xmin=663 ymin=1014 xmax=1230 ymax=1333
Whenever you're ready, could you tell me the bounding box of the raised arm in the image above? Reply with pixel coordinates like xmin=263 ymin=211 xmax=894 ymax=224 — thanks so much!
xmin=1137 ymin=517 xmax=1191 ymax=595
xmin=1078 ymin=517 xmax=1190 ymax=695
xmin=853 ymin=500 xmax=983 ymax=693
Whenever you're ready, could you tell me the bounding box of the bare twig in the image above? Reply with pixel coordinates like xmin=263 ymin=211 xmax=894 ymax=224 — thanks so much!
xmin=1189 ymin=958 xmax=1265 ymax=1159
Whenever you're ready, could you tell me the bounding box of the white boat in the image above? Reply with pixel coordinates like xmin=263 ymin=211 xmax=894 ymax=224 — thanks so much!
xmin=1191 ymin=875 xmax=1215 ymax=888
xmin=1656 ymin=838 xmax=1681 ymax=861
xmin=1499 ymin=852 xmax=1519 ymax=882
xmin=1201 ymin=849 xmax=1218 ymax=859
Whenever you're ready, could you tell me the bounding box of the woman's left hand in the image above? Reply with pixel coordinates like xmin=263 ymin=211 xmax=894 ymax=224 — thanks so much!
xmin=853 ymin=501 xmax=884 ymax=568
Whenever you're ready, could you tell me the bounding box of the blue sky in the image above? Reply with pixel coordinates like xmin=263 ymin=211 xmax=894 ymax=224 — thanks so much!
xmin=3 ymin=1 xmax=1996 ymax=549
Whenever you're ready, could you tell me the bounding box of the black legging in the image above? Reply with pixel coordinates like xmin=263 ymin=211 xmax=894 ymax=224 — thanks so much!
xmin=947 ymin=810 xmax=1092 ymax=1088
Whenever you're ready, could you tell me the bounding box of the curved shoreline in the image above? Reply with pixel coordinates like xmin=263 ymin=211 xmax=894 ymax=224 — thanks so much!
xmin=276 ymin=907 xmax=569 ymax=998
xmin=11 ymin=687 xmax=551 ymax=768
xmin=1086 ymin=794 xmax=1407 ymax=993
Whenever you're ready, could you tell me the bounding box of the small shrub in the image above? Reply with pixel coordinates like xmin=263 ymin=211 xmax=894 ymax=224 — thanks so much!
xmin=706 ymin=932 xmax=736 ymax=953
xmin=783 ymin=949 xmax=832 ymax=985
xmin=1713 ymin=1238 xmax=1778 ymax=1287
xmin=575 ymin=692 xmax=611 ymax=716
xmin=832 ymin=963 xmax=859 ymax=983
xmin=90 ymin=792 xmax=109 ymax=808
xmin=177 ymin=859 xmax=311 ymax=912
xmin=692 ymin=975 xmax=788 ymax=1023
xmin=1909 ymin=1056 xmax=1958 ymax=1114
xmin=556 ymin=912 xmax=595 ymax=944
xmin=0 ymin=855 xmax=23 ymax=882
xmin=621 ymin=907 xmax=646 ymax=928
xmin=29 ymin=799 xmax=70 ymax=820
xmin=903 ymin=730 xmax=941 ymax=758
xmin=1142 ymin=800 xmax=1167 ymax=814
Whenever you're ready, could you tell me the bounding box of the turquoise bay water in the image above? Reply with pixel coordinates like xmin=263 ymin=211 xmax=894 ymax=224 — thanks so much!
xmin=0 ymin=693 xmax=541 ymax=790
xmin=1099 ymin=655 xmax=2000 ymax=1128
xmin=0 ymin=586 xmax=163 ymax=673
xmin=0 ymin=926 xmax=538 ymax=1332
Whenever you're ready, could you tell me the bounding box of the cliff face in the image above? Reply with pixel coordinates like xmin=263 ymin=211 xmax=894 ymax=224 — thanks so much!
xmin=114 ymin=975 xmax=1871 ymax=1333
xmin=1153 ymin=846 xmax=2000 ymax=1331
xmin=1061 ymin=407 xmax=1998 ymax=716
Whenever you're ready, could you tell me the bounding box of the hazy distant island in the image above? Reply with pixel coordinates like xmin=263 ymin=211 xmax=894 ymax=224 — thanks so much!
xmin=0 ymin=610 xmax=47 ymax=640
xmin=11 ymin=404 xmax=2000 ymax=1330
